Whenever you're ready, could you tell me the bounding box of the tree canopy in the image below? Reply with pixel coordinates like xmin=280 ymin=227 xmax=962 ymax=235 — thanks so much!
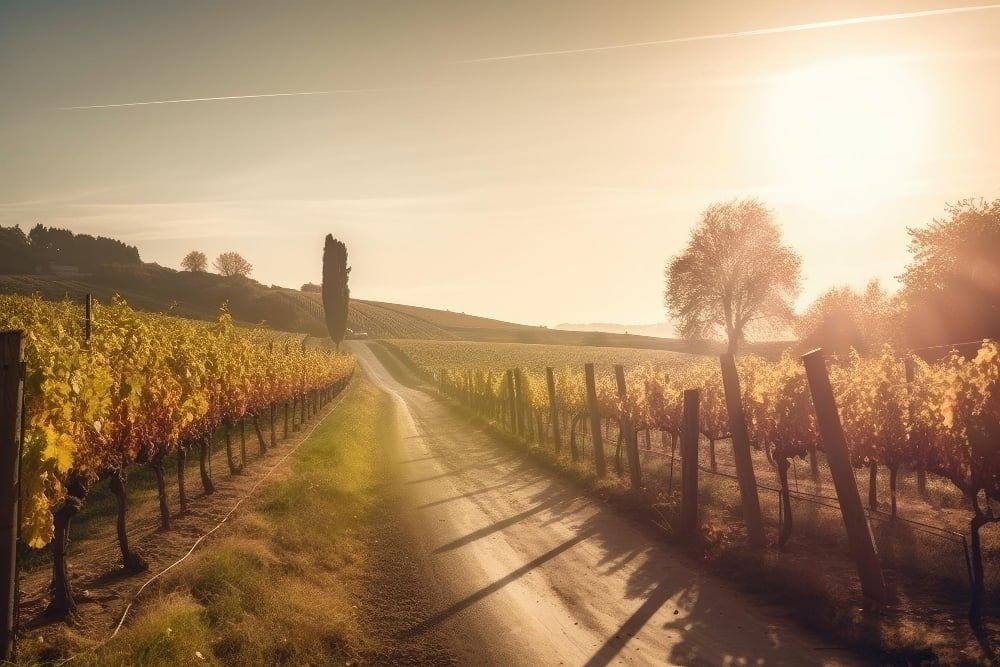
xmin=322 ymin=235 xmax=351 ymax=351
xmin=901 ymin=198 xmax=1000 ymax=348
xmin=181 ymin=250 xmax=208 ymax=272
xmin=0 ymin=224 xmax=141 ymax=274
xmin=665 ymin=198 xmax=801 ymax=353
xmin=213 ymin=252 xmax=253 ymax=278
xmin=795 ymin=280 xmax=898 ymax=355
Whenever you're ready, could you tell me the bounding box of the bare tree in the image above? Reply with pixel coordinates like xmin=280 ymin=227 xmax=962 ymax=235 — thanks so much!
xmin=180 ymin=250 xmax=208 ymax=272
xmin=213 ymin=251 xmax=253 ymax=278
xmin=666 ymin=198 xmax=801 ymax=353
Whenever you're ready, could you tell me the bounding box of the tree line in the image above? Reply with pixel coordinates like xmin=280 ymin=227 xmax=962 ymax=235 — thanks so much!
xmin=0 ymin=224 xmax=141 ymax=274
xmin=665 ymin=197 xmax=1000 ymax=355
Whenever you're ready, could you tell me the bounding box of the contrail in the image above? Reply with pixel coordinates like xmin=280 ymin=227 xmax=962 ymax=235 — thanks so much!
xmin=58 ymin=86 xmax=414 ymax=110
xmin=460 ymin=3 xmax=1000 ymax=63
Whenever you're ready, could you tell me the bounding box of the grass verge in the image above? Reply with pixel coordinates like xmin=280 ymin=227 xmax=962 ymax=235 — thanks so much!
xmin=19 ymin=376 xmax=401 ymax=666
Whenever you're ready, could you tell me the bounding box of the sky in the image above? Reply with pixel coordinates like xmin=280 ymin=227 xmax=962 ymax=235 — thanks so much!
xmin=1 ymin=1 xmax=999 ymax=328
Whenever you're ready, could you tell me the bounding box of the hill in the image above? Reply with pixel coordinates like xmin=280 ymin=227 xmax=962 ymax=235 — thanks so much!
xmin=554 ymin=321 xmax=676 ymax=338
xmin=0 ymin=268 xmax=784 ymax=354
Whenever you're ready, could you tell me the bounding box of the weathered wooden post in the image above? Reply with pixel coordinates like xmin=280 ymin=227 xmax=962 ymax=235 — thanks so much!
xmin=545 ymin=367 xmax=561 ymax=452
xmin=614 ymin=365 xmax=642 ymax=490
xmin=512 ymin=371 xmax=525 ymax=437
xmin=0 ymin=332 xmax=25 ymax=661
xmin=505 ymin=370 xmax=517 ymax=434
xmin=584 ymin=363 xmax=607 ymax=478
xmin=802 ymin=349 xmax=887 ymax=604
xmin=719 ymin=353 xmax=766 ymax=548
xmin=680 ymin=389 xmax=700 ymax=538
xmin=84 ymin=293 xmax=93 ymax=346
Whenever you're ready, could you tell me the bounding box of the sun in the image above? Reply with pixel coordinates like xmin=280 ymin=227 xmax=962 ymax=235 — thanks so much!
xmin=761 ymin=56 xmax=932 ymax=214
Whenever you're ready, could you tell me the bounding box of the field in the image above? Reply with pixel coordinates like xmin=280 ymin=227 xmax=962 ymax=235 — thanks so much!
xmin=376 ymin=337 xmax=1000 ymax=658
xmin=384 ymin=338 xmax=700 ymax=371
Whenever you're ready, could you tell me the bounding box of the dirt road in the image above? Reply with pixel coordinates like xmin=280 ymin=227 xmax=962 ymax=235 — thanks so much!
xmin=353 ymin=342 xmax=859 ymax=666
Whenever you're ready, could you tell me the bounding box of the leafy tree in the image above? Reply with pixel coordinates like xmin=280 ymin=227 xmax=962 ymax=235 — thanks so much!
xmin=27 ymin=224 xmax=140 ymax=268
xmin=0 ymin=224 xmax=38 ymax=273
xmin=902 ymin=199 xmax=1000 ymax=348
xmin=321 ymin=235 xmax=351 ymax=351
xmin=300 ymin=282 xmax=321 ymax=293
xmin=795 ymin=279 xmax=898 ymax=355
xmin=665 ymin=198 xmax=801 ymax=353
xmin=213 ymin=251 xmax=253 ymax=278
xmin=180 ymin=250 xmax=208 ymax=272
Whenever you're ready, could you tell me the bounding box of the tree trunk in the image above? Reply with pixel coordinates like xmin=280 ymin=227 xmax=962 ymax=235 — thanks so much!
xmin=614 ymin=422 xmax=624 ymax=476
xmin=284 ymin=402 xmax=290 ymax=437
xmin=916 ymin=468 xmax=927 ymax=500
xmin=292 ymin=397 xmax=300 ymax=432
xmin=301 ymin=393 xmax=307 ymax=426
xmin=253 ymin=415 xmax=267 ymax=455
xmin=889 ymin=466 xmax=898 ymax=518
xmin=969 ymin=509 xmax=989 ymax=634
xmin=777 ymin=455 xmax=793 ymax=547
xmin=270 ymin=404 xmax=277 ymax=448
xmin=199 ymin=436 xmax=215 ymax=494
xmin=569 ymin=414 xmax=582 ymax=462
xmin=109 ymin=472 xmax=147 ymax=572
xmin=151 ymin=455 xmax=171 ymax=531
xmin=176 ymin=446 xmax=188 ymax=514
xmin=667 ymin=431 xmax=677 ymax=495
xmin=46 ymin=491 xmax=84 ymax=618
xmin=225 ymin=423 xmax=242 ymax=474
xmin=809 ymin=444 xmax=820 ymax=482
xmin=868 ymin=462 xmax=879 ymax=511
xmin=709 ymin=438 xmax=717 ymax=472
xmin=239 ymin=419 xmax=248 ymax=468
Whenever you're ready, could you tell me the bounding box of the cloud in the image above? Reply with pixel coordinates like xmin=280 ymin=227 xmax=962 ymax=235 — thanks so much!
xmin=459 ymin=4 xmax=1000 ymax=63
xmin=57 ymin=87 xmax=418 ymax=111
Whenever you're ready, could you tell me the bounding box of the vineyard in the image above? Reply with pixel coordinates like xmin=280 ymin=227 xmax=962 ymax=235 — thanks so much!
xmin=0 ymin=294 xmax=355 ymax=638
xmin=382 ymin=339 xmax=1000 ymax=635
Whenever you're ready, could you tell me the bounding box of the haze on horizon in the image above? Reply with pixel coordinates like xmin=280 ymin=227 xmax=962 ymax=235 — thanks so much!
xmin=2 ymin=1 xmax=999 ymax=329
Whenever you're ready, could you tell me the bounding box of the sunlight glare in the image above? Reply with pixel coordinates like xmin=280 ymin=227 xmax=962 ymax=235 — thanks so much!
xmin=762 ymin=57 xmax=932 ymax=215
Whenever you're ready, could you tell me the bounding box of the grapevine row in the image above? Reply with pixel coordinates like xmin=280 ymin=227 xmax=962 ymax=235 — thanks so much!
xmin=0 ymin=294 xmax=355 ymax=617
xmin=390 ymin=340 xmax=1000 ymax=630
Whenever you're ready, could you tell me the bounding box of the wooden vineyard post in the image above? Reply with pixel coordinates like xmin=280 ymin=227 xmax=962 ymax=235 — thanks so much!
xmin=545 ymin=367 xmax=561 ymax=452
xmin=802 ymin=349 xmax=887 ymax=604
xmin=83 ymin=293 xmax=93 ymax=346
xmin=505 ymin=370 xmax=517 ymax=434
xmin=719 ymin=353 xmax=766 ymax=548
xmin=512 ymin=371 xmax=524 ymax=437
xmin=614 ymin=365 xmax=641 ymax=490
xmin=680 ymin=389 xmax=700 ymax=538
xmin=584 ymin=364 xmax=607 ymax=478
xmin=0 ymin=332 xmax=25 ymax=661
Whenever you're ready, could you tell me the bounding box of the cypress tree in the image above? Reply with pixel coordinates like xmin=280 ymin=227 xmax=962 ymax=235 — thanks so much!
xmin=322 ymin=235 xmax=351 ymax=351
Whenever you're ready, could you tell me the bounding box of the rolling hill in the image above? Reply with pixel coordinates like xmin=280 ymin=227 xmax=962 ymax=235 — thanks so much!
xmin=0 ymin=268 xmax=772 ymax=353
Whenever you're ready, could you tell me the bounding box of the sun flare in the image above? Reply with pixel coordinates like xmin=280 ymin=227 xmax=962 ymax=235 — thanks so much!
xmin=762 ymin=57 xmax=932 ymax=213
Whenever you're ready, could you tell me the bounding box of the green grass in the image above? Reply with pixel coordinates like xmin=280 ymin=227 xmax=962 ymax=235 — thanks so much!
xmin=19 ymin=376 xmax=388 ymax=666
